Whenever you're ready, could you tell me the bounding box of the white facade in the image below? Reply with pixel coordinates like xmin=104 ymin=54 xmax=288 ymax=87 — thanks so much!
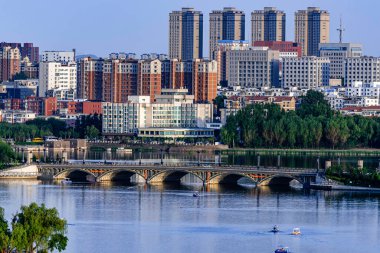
xmin=226 ymin=47 xmax=280 ymax=88
xmin=102 ymin=89 xmax=213 ymax=135
xmin=0 ymin=110 xmax=36 ymax=124
xmin=41 ymin=51 xmax=75 ymax=63
xmin=39 ymin=62 xmax=77 ymax=100
xmin=282 ymin=57 xmax=330 ymax=88
xmin=344 ymin=57 xmax=380 ymax=86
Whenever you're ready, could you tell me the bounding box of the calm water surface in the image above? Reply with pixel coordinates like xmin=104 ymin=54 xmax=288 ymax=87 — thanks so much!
xmin=0 ymin=181 xmax=379 ymax=253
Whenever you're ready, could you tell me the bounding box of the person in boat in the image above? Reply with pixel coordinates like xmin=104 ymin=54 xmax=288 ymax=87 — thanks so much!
xmin=272 ymin=225 xmax=279 ymax=232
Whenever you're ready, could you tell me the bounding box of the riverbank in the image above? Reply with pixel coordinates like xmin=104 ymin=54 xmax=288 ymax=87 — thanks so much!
xmin=224 ymin=148 xmax=380 ymax=156
xmin=310 ymin=183 xmax=380 ymax=192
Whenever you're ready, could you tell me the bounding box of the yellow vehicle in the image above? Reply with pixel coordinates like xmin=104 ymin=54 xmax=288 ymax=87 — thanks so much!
xmin=32 ymin=137 xmax=44 ymax=143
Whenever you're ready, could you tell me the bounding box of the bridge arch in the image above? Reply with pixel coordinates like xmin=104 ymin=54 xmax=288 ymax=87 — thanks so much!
xmin=257 ymin=174 xmax=304 ymax=187
xmin=208 ymin=173 xmax=258 ymax=185
xmin=148 ymin=170 xmax=204 ymax=184
xmin=55 ymin=169 xmax=96 ymax=183
xmin=97 ymin=169 xmax=146 ymax=183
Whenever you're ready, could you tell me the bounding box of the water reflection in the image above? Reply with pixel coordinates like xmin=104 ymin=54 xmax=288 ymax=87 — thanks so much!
xmin=0 ymin=180 xmax=379 ymax=252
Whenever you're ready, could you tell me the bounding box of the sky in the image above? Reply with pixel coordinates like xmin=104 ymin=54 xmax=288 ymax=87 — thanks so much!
xmin=1 ymin=0 xmax=378 ymax=57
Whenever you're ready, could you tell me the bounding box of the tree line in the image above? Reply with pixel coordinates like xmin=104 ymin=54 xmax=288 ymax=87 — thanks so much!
xmin=221 ymin=90 xmax=380 ymax=149
xmin=0 ymin=114 xmax=102 ymax=143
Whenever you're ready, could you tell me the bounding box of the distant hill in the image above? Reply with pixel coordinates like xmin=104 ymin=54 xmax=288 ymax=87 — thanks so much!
xmin=75 ymin=54 xmax=98 ymax=60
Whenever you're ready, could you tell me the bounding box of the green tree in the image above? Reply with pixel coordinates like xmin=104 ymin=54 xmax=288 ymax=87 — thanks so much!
xmin=10 ymin=203 xmax=68 ymax=253
xmin=85 ymin=125 xmax=100 ymax=140
xmin=0 ymin=142 xmax=18 ymax=166
xmin=0 ymin=207 xmax=11 ymax=253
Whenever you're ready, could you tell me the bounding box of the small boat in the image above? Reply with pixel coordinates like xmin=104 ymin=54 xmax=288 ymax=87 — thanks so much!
xmin=275 ymin=247 xmax=290 ymax=253
xmin=270 ymin=225 xmax=280 ymax=233
xmin=61 ymin=178 xmax=72 ymax=184
xmin=291 ymin=227 xmax=301 ymax=235
xmin=193 ymin=191 xmax=200 ymax=197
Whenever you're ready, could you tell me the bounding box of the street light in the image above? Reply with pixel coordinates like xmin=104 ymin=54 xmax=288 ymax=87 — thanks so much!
xmin=82 ymin=149 xmax=85 ymax=164
xmin=139 ymin=148 xmax=142 ymax=165
xmin=43 ymin=148 xmax=47 ymax=163
xmin=197 ymin=150 xmax=201 ymax=166
xmin=160 ymin=149 xmax=163 ymax=165
xmin=317 ymin=156 xmax=320 ymax=174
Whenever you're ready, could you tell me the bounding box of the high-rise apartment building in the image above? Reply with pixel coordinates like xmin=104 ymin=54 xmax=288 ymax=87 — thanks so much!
xmin=319 ymin=43 xmax=362 ymax=79
xmin=251 ymin=7 xmax=286 ymax=44
xmin=39 ymin=62 xmax=77 ymax=100
xmin=169 ymin=8 xmax=203 ymax=60
xmin=295 ymin=7 xmax=330 ymax=56
xmin=77 ymin=57 xmax=104 ymax=101
xmin=209 ymin=7 xmax=245 ymax=59
xmin=137 ymin=59 xmax=162 ymax=102
xmin=102 ymin=58 xmax=139 ymax=103
xmin=0 ymin=47 xmax=21 ymax=81
xmin=0 ymin=42 xmax=39 ymax=63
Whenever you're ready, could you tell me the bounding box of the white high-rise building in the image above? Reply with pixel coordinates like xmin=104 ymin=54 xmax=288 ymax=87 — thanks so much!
xmin=39 ymin=62 xmax=77 ymax=100
xmin=41 ymin=50 xmax=75 ymax=63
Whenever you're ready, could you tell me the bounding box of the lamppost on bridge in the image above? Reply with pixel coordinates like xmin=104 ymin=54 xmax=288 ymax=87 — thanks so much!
xmin=218 ymin=150 xmax=222 ymax=167
xmin=139 ymin=148 xmax=142 ymax=165
xmin=82 ymin=149 xmax=85 ymax=164
xmin=38 ymin=148 xmax=41 ymax=163
xmin=21 ymin=148 xmax=25 ymax=163
xmin=43 ymin=148 xmax=47 ymax=163
xmin=317 ymin=156 xmax=320 ymax=174
xmin=160 ymin=149 xmax=163 ymax=165
xmin=257 ymin=155 xmax=261 ymax=168
xmin=197 ymin=150 xmax=201 ymax=166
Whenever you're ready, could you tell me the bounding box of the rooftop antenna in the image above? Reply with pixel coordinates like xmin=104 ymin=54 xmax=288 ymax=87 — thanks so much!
xmin=337 ymin=17 xmax=345 ymax=43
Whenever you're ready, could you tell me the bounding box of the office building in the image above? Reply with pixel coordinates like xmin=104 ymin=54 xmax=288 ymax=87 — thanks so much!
xmin=251 ymin=7 xmax=286 ymax=43
xmin=344 ymin=57 xmax=380 ymax=86
xmin=41 ymin=50 xmax=76 ymax=63
xmin=169 ymin=8 xmax=203 ymax=60
xmin=215 ymin=40 xmax=250 ymax=86
xmin=209 ymin=7 xmax=245 ymax=59
xmin=295 ymin=7 xmax=330 ymax=56
xmin=253 ymin=41 xmax=302 ymax=58
xmin=225 ymin=47 xmax=280 ymax=88
xmin=282 ymin=56 xmax=330 ymax=88
xmin=102 ymin=89 xmax=213 ymax=138
xmin=319 ymin=43 xmax=363 ymax=79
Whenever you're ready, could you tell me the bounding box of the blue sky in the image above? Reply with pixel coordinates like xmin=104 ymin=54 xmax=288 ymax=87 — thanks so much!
xmin=1 ymin=0 xmax=377 ymax=57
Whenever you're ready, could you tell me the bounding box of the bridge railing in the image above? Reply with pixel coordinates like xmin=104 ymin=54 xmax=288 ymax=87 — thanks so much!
xmin=0 ymin=172 xmax=40 ymax=177
xmin=37 ymin=163 xmax=318 ymax=174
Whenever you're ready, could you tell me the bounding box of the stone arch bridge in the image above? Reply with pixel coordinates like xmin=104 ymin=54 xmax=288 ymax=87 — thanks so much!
xmin=37 ymin=164 xmax=318 ymax=187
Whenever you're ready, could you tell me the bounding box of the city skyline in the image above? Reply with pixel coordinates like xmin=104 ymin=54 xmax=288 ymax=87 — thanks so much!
xmin=1 ymin=0 xmax=377 ymax=57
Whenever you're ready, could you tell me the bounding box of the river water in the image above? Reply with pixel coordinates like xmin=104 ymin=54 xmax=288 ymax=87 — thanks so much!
xmin=0 ymin=180 xmax=379 ymax=253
